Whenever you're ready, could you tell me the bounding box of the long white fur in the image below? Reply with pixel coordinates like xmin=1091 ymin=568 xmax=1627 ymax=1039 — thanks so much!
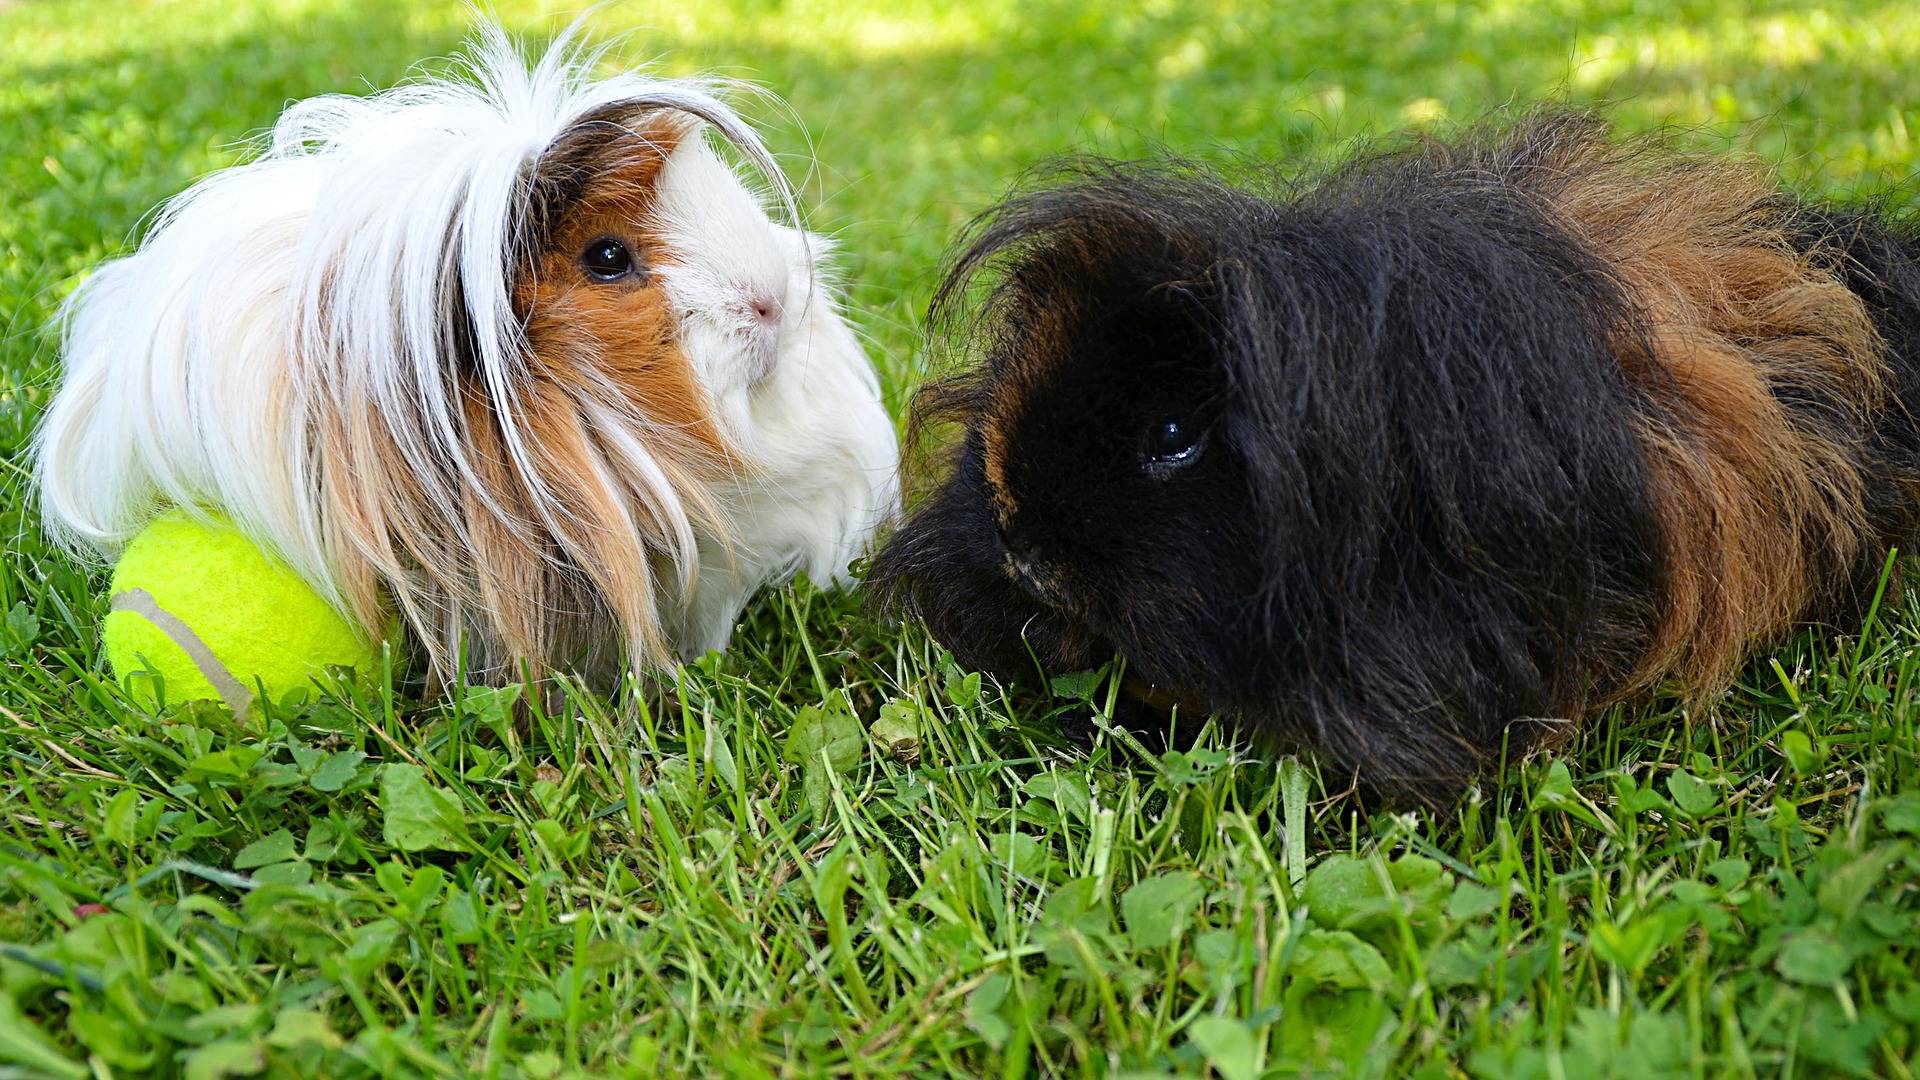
xmin=34 ymin=21 xmax=898 ymax=681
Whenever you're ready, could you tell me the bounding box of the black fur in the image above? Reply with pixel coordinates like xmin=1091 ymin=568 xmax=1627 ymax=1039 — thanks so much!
xmin=871 ymin=114 xmax=1920 ymax=804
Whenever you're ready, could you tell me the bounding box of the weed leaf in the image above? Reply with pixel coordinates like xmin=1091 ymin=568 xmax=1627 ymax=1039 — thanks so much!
xmin=1188 ymin=1015 xmax=1259 ymax=1080
xmin=870 ymin=700 xmax=921 ymax=763
xmin=1290 ymin=929 xmax=1395 ymax=992
xmin=379 ymin=764 xmax=467 ymax=852
xmin=1122 ymin=871 xmax=1205 ymax=951
xmin=1666 ymin=768 xmax=1718 ymax=818
xmin=231 ymin=829 xmax=295 ymax=870
xmin=784 ymin=694 xmax=865 ymax=819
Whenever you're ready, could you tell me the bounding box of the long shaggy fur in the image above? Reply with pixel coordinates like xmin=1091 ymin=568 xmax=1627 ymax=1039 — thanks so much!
xmin=872 ymin=113 xmax=1920 ymax=804
xmin=36 ymin=23 xmax=899 ymax=684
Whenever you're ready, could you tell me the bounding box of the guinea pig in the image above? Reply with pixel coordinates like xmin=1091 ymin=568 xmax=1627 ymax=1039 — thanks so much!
xmin=871 ymin=112 xmax=1920 ymax=804
xmin=33 ymin=22 xmax=899 ymax=687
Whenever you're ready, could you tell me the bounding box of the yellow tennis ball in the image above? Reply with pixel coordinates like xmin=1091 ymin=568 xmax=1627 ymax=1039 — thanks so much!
xmin=104 ymin=510 xmax=377 ymax=710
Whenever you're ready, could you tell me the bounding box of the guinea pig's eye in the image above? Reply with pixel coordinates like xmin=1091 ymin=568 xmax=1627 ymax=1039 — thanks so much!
xmin=1144 ymin=418 xmax=1203 ymax=468
xmin=580 ymin=236 xmax=642 ymax=282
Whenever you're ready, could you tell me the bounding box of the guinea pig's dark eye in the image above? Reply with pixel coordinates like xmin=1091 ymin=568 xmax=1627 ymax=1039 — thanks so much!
xmin=1144 ymin=418 xmax=1203 ymax=468
xmin=580 ymin=236 xmax=640 ymax=282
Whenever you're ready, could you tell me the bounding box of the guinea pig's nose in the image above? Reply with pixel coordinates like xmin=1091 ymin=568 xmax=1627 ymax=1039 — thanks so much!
xmin=746 ymin=288 xmax=783 ymax=326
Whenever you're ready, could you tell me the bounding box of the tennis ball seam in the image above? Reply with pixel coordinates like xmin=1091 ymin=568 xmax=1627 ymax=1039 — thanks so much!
xmin=110 ymin=586 xmax=255 ymax=713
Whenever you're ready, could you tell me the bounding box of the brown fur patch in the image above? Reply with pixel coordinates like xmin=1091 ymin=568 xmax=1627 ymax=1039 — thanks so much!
xmin=1535 ymin=132 xmax=1888 ymax=698
xmin=975 ymin=287 xmax=1085 ymax=531
xmin=516 ymin=113 xmax=722 ymax=458
xmin=980 ymin=409 xmax=1015 ymax=529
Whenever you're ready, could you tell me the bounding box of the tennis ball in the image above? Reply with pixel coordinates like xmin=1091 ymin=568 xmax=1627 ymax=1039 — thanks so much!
xmin=104 ymin=509 xmax=377 ymax=710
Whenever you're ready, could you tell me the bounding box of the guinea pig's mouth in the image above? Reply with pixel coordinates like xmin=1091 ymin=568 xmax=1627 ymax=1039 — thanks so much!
xmin=744 ymin=330 xmax=780 ymax=387
xmin=733 ymin=293 xmax=785 ymax=388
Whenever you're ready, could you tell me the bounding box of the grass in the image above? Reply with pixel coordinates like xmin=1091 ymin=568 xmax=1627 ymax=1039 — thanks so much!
xmin=1 ymin=0 xmax=1918 ymax=1075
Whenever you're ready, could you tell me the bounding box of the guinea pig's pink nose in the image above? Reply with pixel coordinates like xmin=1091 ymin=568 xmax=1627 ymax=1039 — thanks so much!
xmin=748 ymin=290 xmax=783 ymax=325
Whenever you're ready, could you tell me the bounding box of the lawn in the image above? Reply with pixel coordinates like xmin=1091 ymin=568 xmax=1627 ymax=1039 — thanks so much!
xmin=2 ymin=0 xmax=1919 ymax=1076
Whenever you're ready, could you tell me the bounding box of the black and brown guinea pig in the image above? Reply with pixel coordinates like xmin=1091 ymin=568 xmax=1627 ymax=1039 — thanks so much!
xmin=871 ymin=111 xmax=1920 ymax=804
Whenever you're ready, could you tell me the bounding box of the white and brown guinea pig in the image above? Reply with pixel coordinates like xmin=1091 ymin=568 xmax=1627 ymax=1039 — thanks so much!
xmin=33 ymin=22 xmax=899 ymax=685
